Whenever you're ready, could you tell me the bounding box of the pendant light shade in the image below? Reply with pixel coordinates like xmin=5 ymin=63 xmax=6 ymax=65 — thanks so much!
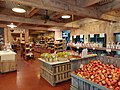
xmin=61 ymin=15 xmax=71 ymax=19
xmin=7 ymin=23 xmax=17 ymax=28
xmin=12 ymin=5 xmax=26 ymax=13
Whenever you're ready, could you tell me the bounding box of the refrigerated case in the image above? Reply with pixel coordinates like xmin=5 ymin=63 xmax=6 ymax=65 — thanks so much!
xmin=115 ymin=33 xmax=120 ymax=55
xmin=89 ymin=34 xmax=106 ymax=47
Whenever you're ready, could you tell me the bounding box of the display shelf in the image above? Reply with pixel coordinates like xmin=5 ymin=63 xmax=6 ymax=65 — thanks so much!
xmin=54 ymin=46 xmax=63 ymax=49
xmin=54 ymin=39 xmax=65 ymax=52
xmin=38 ymin=58 xmax=69 ymax=65
xmin=25 ymin=42 xmax=34 ymax=60
xmin=34 ymin=46 xmax=53 ymax=53
xmin=68 ymin=44 xmax=120 ymax=52
xmin=21 ymin=42 xmax=34 ymax=60
xmin=38 ymin=58 xmax=71 ymax=86
xmin=0 ymin=51 xmax=17 ymax=73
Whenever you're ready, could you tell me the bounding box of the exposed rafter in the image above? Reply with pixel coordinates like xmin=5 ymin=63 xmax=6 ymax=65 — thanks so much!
xmin=5 ymin=0 xmax=100 ymax=18
xmin=0 ymin=14 xmax=65 ymax=26
xmin=77 ymin=0 xmax=101 ymax=7
xmin=98 ymin=0 xmax=120 ymax=13
xmin=25 ymin=7 xmax=39 ymax=18
xmin=50 ymin=12 xmax=63 ymax=19
xmin=20 ymin=26 xmax=51 ymax=31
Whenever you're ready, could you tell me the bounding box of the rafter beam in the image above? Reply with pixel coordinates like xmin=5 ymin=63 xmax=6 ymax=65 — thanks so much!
xmin=50 ymin=12 xmax=60 ymax=18
xmin=77 ymin=0 xmax=101 ymax=7
xmin=20 ymin=26 xmax=51 ymax=31
xmin=100 ymin=14 xmax=118 ymax=22
xmin=0 ymin=14 xmax=65 ymax=26
xmin=5 ymin=0 xmax=100 ymax=18
xmin=17 ymin=23 xmax=23 ymax=26
xmin=25 ymin=7 xmax=39 ymax=18
xmin=0 ymin=24 xmax=7 ymax=27
xmin=98 ymin=0 xmax=120 ymax=13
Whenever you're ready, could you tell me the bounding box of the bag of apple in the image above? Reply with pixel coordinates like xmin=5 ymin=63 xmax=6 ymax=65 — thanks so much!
xmin=74 ymin=60 xmax=120 ymax=90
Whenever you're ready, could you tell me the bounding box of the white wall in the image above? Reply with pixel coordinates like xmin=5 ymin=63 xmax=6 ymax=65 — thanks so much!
xmin=55 ymin=30 xmax=62 ymax=40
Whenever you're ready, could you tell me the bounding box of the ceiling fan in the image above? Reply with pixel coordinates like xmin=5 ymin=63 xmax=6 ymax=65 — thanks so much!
xmin=43 ymin=10 xmax=50 ymax=23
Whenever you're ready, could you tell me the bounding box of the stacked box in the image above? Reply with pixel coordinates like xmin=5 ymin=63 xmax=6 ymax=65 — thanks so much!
xmin=70 ymin=56 xmax=120 ymax=90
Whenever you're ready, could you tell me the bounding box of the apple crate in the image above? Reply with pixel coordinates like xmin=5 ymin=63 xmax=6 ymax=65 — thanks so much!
xmin=70 ymin=56 xmax=120 ymax=90
xmin=39 ymin=58 xmax=71 ymax=86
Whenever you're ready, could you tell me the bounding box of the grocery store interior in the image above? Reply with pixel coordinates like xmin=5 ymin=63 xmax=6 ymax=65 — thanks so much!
xmin=0 ymin=0 xmax=120 ymax=90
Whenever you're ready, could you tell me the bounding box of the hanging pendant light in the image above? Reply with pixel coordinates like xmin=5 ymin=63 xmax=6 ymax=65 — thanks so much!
xmin=7 ymin=23 xmax=17 ymax=28
xmin=61 ymin=15 xmax=71 ymax=19
xmin=12 ymin=4 xmax=26 ymax=13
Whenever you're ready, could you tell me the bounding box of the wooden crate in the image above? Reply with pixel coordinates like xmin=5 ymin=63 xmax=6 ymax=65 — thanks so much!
xmin=39 ymin=58 xmax=71 ymax=86
xmin=0 ymin=60 xmax=17 ymax=73
xmin=70 ymin=56 xmax=120 ymax=90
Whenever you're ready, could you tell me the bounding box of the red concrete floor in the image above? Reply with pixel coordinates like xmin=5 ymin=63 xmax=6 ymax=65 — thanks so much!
xmin=0 ymin=51 xmax=71 ymax=90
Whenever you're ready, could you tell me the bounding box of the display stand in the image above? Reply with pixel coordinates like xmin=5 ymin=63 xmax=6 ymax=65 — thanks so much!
xmin=54 ymin=39 xmax=65 ymax=52
xmin=38 ymin=58 xmax=71 ymax=86
xmin=70 ymin=56 xmax=120 ymax=90
xmin=0 ymin=51 xmax=17 ymax=73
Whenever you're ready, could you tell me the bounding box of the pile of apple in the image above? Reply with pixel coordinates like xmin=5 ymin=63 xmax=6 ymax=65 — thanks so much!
xmin=75 ymin=60 xmax=120 ymax=90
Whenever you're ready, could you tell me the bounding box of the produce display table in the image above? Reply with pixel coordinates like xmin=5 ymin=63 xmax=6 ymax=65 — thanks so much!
xmin=38 ymin=58 xmax=71 ymax=86
xmin=0 ymin=51 xmax=17 ymax=73
xmin=70 ymin=56 xmax=120 ymax=90
xmin=68 ymin=44 xmax=120 ymax=52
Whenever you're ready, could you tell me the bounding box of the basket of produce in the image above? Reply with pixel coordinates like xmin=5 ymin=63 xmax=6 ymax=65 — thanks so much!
xmin=41 ymin=53 xmax=55 ymax=62
xmin=57 ymin=52 xmax=70 ymax=61
xmin=70 ymin=56 xmax=120 ymax=90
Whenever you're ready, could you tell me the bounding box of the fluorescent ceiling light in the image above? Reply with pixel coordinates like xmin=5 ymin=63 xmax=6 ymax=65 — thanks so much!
xmin=7 ymin=23 xmax=17 ymax=28
xmin=12 ymin=5 xmax=26 ymax=13
xmin=61 ymin=15 xmax=71 ymax=19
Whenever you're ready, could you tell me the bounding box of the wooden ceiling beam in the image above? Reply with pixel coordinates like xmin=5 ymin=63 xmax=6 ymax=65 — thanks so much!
xmin=0 ymin=14 xmax=65 ymax=26
xmin=25 ymin=7 xmax=39 ymax=18
xmin=98 ymin=0 xmax=120 ymax=13
xmin=6 ymin=0 xmax=100 ymax=18
xmin=20 ymin=26 xmax=51 ymax=31
xmin=0 ymin=24 xmax=7 ymax=27
xmin=100 ymin=14 xmax=118 ymax=22
xmin=17 ymin=23 xmax=23 ymax=26
xmin=50 ymin=12 xmax=63 ymax=19
xmin=77 ymin=0 xmax=101 ymax=7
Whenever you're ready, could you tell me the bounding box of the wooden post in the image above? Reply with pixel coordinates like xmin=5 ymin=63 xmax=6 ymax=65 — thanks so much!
xmin=25 ymin=29 xmax=29 ymax=42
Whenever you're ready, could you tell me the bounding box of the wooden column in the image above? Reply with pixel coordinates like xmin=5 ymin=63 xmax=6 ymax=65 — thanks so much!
xmin=4 ymin=28 xmax=12 ymax=44
xmin=4 ymin=28 xmax=8 ymax=43
xmin=20 ymin=33 xmax=23 ymax=43
xmin=25 ymin=29 xmax=29 ymax=42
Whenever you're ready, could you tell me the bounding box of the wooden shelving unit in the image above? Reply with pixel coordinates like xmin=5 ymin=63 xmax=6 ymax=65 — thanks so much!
xmin=25 ymin=42 xmax=34 ymax=60
xmin=20 ymin=32 xmax=34 ymax=60
xmin=47 ymin=40 xmax=54 ymax=51
xmin=54 ymin=39 xmax=66 ymax=52
xmin=20 ymin=33 xmax=25 ymax=57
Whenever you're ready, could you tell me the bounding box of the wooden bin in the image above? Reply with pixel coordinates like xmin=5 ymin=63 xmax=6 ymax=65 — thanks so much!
xmin=70 ymin=56 xmax=120 ymax=90
xmin=39 ymin=58 xmax=71 ymax=86
xmin=0 ymin=60 xmax=17 ymax=73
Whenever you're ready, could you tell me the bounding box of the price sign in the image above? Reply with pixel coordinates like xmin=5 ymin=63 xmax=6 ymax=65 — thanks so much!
xmin=93 ymin=48 xmax=95 ymax=50
xmin=106 ymin=49 xmax=111 ymax=52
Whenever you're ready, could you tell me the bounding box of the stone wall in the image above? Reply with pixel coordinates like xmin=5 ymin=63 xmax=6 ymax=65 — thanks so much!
xmin=71 ymin=20 xmax=120 ymax=44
